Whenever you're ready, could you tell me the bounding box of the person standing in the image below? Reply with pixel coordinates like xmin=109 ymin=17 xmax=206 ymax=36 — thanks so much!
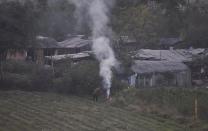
xmin=92 ymin=88 xmax=101 ymax=102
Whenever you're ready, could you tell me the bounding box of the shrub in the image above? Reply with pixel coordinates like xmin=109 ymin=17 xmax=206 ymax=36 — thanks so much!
xmin=3 ymin=60 xmax=35 ymax=74
xmin=30 ymin=67 xmax=53 ymax=91
xmin=1 ymin=60 xmax=126 ymax=96
xmin=1 ymin=73 xmax=31 ymax=90
xmin=0 ymin=60 xmax=53 ymax=91
xmin=53 ymin=60 xmax=101 ymax=95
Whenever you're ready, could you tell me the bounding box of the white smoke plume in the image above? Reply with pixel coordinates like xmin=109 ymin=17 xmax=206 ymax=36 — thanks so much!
xmin=70 ymin=0 xmax=118 ymax=99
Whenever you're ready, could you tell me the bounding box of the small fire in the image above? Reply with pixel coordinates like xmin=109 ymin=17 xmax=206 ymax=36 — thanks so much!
xmin=106 ymin=88 xmax=110 ymax=99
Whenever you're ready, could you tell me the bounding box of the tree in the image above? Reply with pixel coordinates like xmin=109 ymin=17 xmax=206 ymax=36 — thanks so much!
xmin=157 ymin=0 xmax=186 ymax=37
xmin=0 ymin=1 xmax=37 ymax=79
xmin=113 ymin=4 xmax=161 ymax=47
xmin=35 ymin=0 xmax=75 ymax=41
xmin=183 ymin=1 xmax=208 ymax=48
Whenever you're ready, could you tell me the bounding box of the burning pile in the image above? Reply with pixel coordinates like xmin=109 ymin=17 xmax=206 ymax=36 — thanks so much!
xmin=70 ymin=0 xmax=118 ymax=99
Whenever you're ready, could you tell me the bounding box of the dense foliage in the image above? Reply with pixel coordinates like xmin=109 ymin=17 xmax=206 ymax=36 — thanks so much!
xmin=114 ymin=0 xmax=208 ymax=48
xmin=0 ymin=0 xmax=208 ymax=49
xmin=1 ymin=60 xmax=95 ymax=94
xmin=0 ymin=0 xmax=208 ymax=93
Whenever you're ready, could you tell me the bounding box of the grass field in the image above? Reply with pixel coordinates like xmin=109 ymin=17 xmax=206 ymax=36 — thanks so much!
xmin=0 ymin=90 xmax=190 ymax=131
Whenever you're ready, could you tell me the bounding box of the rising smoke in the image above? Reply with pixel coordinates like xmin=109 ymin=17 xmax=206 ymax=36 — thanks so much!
xmin=70 ymin=0 xmax=118 ymax=99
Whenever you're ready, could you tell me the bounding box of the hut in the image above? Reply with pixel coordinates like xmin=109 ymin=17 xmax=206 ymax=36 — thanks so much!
xmin=130 ymin=60 xmax=191 ymax=88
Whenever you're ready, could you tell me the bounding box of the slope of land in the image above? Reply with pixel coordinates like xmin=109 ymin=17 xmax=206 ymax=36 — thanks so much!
xmin=0 ymin=90 xmax=188 ymax=131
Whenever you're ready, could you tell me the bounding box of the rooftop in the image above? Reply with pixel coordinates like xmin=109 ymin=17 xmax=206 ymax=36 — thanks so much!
xmin=45 ymin=52 xmax=91 ymax=61
xmin=58 ymin=35 xmax=92 ymax=49
xmin=132 ymin=60 xmax=189 ymax=74
xmin=133 ymin=49 xmax=206 ymax=62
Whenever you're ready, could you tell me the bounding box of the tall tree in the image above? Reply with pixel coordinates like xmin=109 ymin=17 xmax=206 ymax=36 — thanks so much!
xmin=183 ymin=1 xmax=208 ymax=47
xmin=0 ymin=1 xmax=37 ymax=79
xmin=155 ymin=0 xmax=187 ymax=37
xmin=113 ymin=4 xmax=161 ymax=47
xmin=35 ymin=0 xmax=75 ymax=41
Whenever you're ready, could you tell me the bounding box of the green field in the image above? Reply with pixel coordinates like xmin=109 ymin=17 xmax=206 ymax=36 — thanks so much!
xmin=0 ymin=90 xmax=189 ymax=131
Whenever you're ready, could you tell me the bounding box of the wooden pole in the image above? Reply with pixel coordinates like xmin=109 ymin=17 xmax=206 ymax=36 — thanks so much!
xmin=194 ymin=96 xmax=198 ymax=121
xmin=0 ymin=51 xmax=6 ymax=81
xmin=0 ymin=57 xmax=3 ymax=81
xmin=194 ymin=88 xmax=198 ymax=121
xmin=51 ymin=54 xmax=55 ymax=75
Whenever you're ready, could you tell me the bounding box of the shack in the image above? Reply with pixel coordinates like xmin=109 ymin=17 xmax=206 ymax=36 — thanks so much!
xmin=130 ymin=60 xmax=191 ymax=88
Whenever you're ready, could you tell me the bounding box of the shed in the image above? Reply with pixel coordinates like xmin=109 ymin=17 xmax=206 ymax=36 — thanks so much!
xmin=130 ymin=60 xmax=191 ymax=87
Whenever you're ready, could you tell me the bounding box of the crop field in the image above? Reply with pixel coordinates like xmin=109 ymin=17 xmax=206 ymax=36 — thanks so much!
xmin=0 ymin=90 xmax=189 ymax=131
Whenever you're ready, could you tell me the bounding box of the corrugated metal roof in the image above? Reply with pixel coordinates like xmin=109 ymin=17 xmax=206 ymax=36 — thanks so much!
xmin=45 ymin=52 xmax=90 ymax=61
xmin=132 ymin=60 xmax=189 ymax=74
xmin=58 ymin=35 xmax=92 ymax=49
xmin=134 ymin=49 xmax=205 ymax=62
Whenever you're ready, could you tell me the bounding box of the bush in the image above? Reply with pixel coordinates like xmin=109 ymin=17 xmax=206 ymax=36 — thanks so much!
xmin=1 ymin=60 xmax=126 ymax=96
xmin=3 ymin=60 xmax=35 ymax=74
xmin=30 ymin=67 xmax=53 ymax=91
xmin=111 ymin=75 xmax=129 ymax=95
xmin=1 ymin=73 xmax=31 ymax=90
xmin=0 ymin=60 xmax=53 ymax=91
xmin=53 ymin=60 xmax=101 ymax=95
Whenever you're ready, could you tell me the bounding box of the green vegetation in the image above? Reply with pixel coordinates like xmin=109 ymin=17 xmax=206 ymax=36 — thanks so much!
xmin=0 ymin=0 xmax=208 ymax=81
xmin=1 ymin=60 xmax=53 ymax=91
xmin=53 ymin=60 xmax=101 ymax=95
xmin=1 ymin=60 xmax=208 ymax=130
xmin=112 ymin=87 xmax=208 ymax=130
xmin=113 ymin=0 xmax=208 ymax=48
xmin=1 ymin=0 xmax=208 ymax=49
xmin=0 ymin=1 xmax=208 ymax=130
xmin=1 ymin=59 xmax=129 ymax=96
xmin=113 ymin=4 xmax=161 ymax=47
xmin=0 ymin=90 xmax=189 ymax=131
xmin=1 ymin=60 xmax=99 ymax=94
